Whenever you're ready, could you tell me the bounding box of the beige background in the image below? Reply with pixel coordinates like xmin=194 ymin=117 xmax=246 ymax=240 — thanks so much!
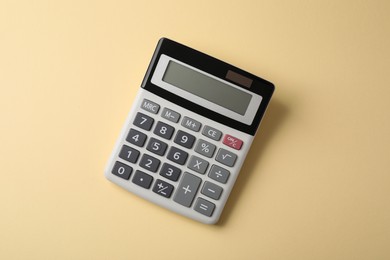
xmin=1 ymin=1 xmax=389 ymax=259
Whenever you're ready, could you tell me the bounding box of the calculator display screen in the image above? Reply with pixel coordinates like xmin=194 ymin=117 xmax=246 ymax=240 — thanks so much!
xmin=162 ymin=61 xmax=252 ymax=115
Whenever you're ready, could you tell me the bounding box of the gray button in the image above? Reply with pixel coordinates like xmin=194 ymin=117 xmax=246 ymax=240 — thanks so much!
xmin=208 ymin=165 xmax=230 ymax=184
xmin=173 ymin=172 xmax=201 ymax=207
xmin=187 ymin=155 xmax=209 ymax=174
xmin=174 ymin=130 xmax=195 ymax=149
xmin=159 ymin=163 xmax=181 ymax=182
xmin=119 ymin=145 xmax=140 ymax=163
xmin=141 ymin=99 xmax=160 ymax=114
xmin=167 ymin=146 xmax=188 ymax=165
xmin=146 ymin=137 xmax=168 ymax=156
xmin=181 ymin=116 xmax=201 ymax=132
xmin=112 ymin=161 xmax=132 ymax=180
xmin=132 ymin=170 xmax=153 ymax=189
xmin=194 ymin=198 xmax=215 ymax=217
xmin=139 ymin=154 xmax=160 ymax=173
xmin=161 ymin=108 xmax=180 ymax=123
xmin=126 ymin=128 xmax=147 ymax=147
xmin=202 ymin=126 xmax=222 ymax=141
xmin=153 ymin=121 xmax=175 ymax=140
xmin=153 ymin=179 xmax=174 ymax=198
xmin=216 ymin=148 xmax=237 ymax=167
xmin=133 ymin=112 xmax=154 ymax=131
xmin=201 ymin=181 xmax=223 ymax=200
xmin=194 ymin=139 xmax=216 ymax=158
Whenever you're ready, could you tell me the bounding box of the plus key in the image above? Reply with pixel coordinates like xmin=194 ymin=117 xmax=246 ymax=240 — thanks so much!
xmin=173 ymin=172 xmax=201 ymax=207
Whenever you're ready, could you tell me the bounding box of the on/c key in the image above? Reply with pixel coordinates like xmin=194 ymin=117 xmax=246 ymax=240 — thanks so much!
xmin=223 ymin=134 xmax=243 ymax=150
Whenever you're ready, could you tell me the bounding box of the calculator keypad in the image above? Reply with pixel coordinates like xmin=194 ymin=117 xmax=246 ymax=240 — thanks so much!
xmin=110 ymin=98 xmax=243 ymax=220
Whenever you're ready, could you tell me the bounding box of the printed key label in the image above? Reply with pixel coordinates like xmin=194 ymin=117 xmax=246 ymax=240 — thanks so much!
xmin=153 ymin=180 xmax=174 ymax=198
xmin=223 ymin=134 xmax=243 ymax=150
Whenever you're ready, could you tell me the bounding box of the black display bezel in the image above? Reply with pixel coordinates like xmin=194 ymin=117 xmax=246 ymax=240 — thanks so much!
xmin=140 ymin=38 xmax=275 ymax=136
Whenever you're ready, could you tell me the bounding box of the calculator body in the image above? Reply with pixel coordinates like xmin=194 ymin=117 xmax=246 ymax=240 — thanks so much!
xmin=105 ymin=38 xmax=274 ymax=224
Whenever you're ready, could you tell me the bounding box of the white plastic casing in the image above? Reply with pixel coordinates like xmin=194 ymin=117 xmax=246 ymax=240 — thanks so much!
xmin=105 ymin=89 xmax=255 ymax=224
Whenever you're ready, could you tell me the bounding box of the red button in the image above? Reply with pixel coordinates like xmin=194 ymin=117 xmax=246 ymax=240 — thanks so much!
xmin=223 ymin=134 xmax=243 ymax=150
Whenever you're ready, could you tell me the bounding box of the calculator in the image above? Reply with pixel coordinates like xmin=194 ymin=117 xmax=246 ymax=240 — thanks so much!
xmin=105 ymin=38 xmax=274 ymax=224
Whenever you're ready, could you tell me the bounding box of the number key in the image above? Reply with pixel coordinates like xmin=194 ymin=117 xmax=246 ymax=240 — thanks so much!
xmin=133 ymin=112 xmax=154 ymax=131
xmin=139 ymin=154 xmax=160 ymax=173
xmin=119 ymin=145 xmax=140 ymax=163
xmin=174 ymin=130 xmax=195 ymax=149
xmin=154 ymin=121 xmax=175 ymax=140
xmin=146 ymin=137 xmax=168 ymax=156
xmin=167 ymin=146 xmax=188 ymax=165
xmin=126 ymin=129 xmax=147 ymax=147
xmin=159 ymin=163 xmax=181 ymax=181
xmin=111 ymin=161 xmax=132 ymax=180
